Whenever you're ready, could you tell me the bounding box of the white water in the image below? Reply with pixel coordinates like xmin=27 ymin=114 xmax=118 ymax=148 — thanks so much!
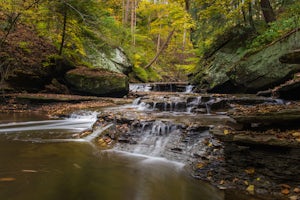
xmin=0 ymin=111 xmax=98 ymax=133
xmin=184 ymin=85 xmax=194 ymax=93
xmin=0 ymin=111 xmax=112 ymax=143
xmin=130 ymin=83 xmax=152 ymax=92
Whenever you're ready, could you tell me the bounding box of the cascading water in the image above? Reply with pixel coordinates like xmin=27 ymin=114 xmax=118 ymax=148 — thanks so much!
xmin=0 ymin=111 xmax=109 ymax=143
xmin=129 ymin=83 xmax=152 ymax=92
xmin=184 ymin=85 xmax=194 ymax=93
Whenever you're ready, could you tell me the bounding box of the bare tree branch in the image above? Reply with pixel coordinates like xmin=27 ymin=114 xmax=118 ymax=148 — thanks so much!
xmin=144 ymin=28 xmax=175 ymax=69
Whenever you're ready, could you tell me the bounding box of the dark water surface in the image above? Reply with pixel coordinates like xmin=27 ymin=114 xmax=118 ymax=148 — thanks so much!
xmin=0 ymin=112 xmax=224 ymax=200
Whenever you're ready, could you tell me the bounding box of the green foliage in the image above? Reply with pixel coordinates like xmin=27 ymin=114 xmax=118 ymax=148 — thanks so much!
xmin=18 ymin=41 xmax=31 ymax=53
xmin=132 ymin=65 xmax=149 ymax=82
xmin=248 ymin=2 xmax=300 ymax=52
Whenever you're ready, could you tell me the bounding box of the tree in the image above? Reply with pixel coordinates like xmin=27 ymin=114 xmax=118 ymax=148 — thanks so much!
xmin=0 ymin=0 xmax=41 ymax=48
xmin=260 ymin=0 xmax=276 ymax=23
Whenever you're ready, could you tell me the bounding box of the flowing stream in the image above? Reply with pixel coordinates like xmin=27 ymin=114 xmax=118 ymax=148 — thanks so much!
xmin=0 ymin=111 xmax=225 ymax=200
xmin=0 ymin=83 xmax=276 ymax=200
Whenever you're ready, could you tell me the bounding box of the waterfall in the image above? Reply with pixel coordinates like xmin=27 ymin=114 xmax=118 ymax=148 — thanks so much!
xmin=184 ymin=85 xmax=194 ymax=93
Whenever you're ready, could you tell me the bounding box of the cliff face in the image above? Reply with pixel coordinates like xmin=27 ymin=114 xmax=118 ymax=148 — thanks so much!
xmin=190 ymin=29 xmax=300 ymax=98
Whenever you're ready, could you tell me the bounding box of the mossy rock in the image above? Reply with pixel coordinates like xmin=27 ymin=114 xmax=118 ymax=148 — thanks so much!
xmin=65 ymin=67 xmax=129 ymax=97
xmin=191 ymin=29 xmax=300 ymax=93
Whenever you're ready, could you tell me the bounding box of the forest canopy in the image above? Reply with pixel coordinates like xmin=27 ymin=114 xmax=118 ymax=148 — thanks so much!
xmin=0 ymin=0 xmax=299 ymax=82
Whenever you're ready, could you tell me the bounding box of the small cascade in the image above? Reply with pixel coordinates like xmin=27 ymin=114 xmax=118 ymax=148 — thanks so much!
xmin=132 ymin=95 xmax=211 ymax=113
xmin=130 ymin=82 xmax=191 ymax=93
xmin=184 ymin=85 xmax=194 ymax=93
xmin=205 ymin=99 xmax=215 ymax=115
xmin=129 ymin=83 xmax=152 ymax=92
xmin=187 ymin=96 xmax=202 ymax=113
xmin=108 ymin=117 xmax=215 ymax=162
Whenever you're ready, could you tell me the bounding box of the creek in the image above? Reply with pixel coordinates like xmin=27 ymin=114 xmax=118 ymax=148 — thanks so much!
xmin=0 ymin=112 xmax=224 ymax=200
xmin=0 ymin=83 xmax=287 ymax=200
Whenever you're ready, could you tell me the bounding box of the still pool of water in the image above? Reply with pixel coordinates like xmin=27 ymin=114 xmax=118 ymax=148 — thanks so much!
xmin=0 ymin=112 xmax=225 ymax=200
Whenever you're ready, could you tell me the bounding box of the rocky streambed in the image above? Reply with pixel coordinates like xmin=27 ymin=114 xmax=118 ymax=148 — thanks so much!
xmin=82 ymin=84 xmax=300 ymax=199
xmin=1 ymin=83 xmax=299 ymax=199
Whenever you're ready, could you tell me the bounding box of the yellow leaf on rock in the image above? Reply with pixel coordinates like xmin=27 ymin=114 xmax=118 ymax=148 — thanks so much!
xmin=223 ymin=129 xmax=230 ymax=135
xmin=197 ymin=163 xmax=205 ymax=169
xmin=246 ymin=185 xmax=255 ymax=195
xmin=245 ymin=168 xmax=255 ymax=174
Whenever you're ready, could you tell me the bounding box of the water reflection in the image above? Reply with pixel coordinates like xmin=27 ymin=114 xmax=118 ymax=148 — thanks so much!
xmin=0 ymin=141 xmax=224 ymax=200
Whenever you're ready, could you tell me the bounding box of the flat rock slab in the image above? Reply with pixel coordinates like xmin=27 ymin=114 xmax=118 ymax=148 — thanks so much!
xmin=212 ymin=128 xmax=300 ymax=148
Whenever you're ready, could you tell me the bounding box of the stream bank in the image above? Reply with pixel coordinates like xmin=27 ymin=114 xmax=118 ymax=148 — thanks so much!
xmin=0 ymin=83 xmax=299 ymax=199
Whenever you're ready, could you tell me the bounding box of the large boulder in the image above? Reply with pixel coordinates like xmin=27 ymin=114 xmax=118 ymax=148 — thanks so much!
xmin=65 ymin=67 xmax=129 ymax=97
xmin=85 ymin=46 xmax=132 ymax=75
xmin=191 ymin=29 xmax=300 ymax=93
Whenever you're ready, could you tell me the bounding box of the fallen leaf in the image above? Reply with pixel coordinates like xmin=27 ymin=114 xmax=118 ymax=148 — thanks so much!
xmin=0 ymin=177 xmax=16 ymax=182
xmin=292 ymin=132 xmax=300 ymax=137
xmin=244 ymin=180 xmax=249 ymax=186
xmin=223 ymin=129 xmax=230 ymax=135
xmin=281 ymin=188 xmax=290 ymax=195
xmin=289 ymin=195 xmax=298 ymax=200
xmin=232 ymin=177 xmax=239 ymax=183
xmin=246 ymin=185 xmax=255 ymax=195
xmin=293 ymin=187 xmax=300 ymax=193
xmin=197 ymin=163 xmax=205 ymax=169
xmin=280 ymin=184 xmax=291 ymax=189
xmin=219 ymin=180 xmax=225 ymax=185
xmin=245 ymin=168 xmax=255 ymax=174
xmin=256 ymin=177 xmax=261 ymax=181
xmin=73 ymin=163 xmax=81 ymax=169
xmin=22 ymin=170 xmax=38 ymax=173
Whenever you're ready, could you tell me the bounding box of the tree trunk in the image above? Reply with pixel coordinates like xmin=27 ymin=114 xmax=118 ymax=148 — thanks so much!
xmin=144 ymin=28 xmax=175 ymax=69
xmin=124 ymin=0 xmax=130 ymax=25
xmin=248 ymin=1 xmax=256 ymax=31
xmin=184 ymin=0 xmax=190 ymax=11
xmin=59 ymin=3 xmax=67 ymax=55
xmin=131 ymin=0 xmax=136 ymax=45
xmin=260 ymin=0 xmax=276 ymax=23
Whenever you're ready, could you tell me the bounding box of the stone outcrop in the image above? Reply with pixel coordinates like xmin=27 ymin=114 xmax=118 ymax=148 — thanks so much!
xmin=65 ymin=67 xmax=129 ymax=97
xmin=85 ymin=46 xmax=132 ymax=75
xmin=190 ymin=28 xmax=300 ymax=94
xmin=210 ymin=102 xmax=300 ymax=193
xmin=279 ymin=49 xmax=300 ymax=64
